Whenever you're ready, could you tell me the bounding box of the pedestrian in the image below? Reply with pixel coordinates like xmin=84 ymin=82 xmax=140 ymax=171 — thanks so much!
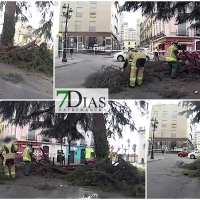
xmin=22 ymin=143 xmax=33 ymax=176
xmin=154 ymin=47 xmax=159 ymax=61
xmin=58 ymin=47 xmax=62 ymax=58
xmin=162 ymin=149 xmax=164 ymax=155
xmin=123 ymin=48 xmax=147 ymax=88
xmin=70 ymin=48 xmax=73 ymax=60
xmin=2 ymin=137 xmax=18 ymax=179
xmin=165 ymin=41 xmax=180 ymax=79
xmin=62 ymin=153 xmax=65 ymax=165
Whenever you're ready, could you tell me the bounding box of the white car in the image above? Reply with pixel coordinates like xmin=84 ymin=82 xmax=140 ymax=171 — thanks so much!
xmin=188 ymin=150 xmax=200 ymax=159
xmin=113 ymin=48 xmax=153 ymax=62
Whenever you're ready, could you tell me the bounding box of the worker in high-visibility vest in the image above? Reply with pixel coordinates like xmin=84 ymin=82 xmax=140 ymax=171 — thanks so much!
xmin=165 ymin=41 xmax=180 ymax=79
xmin=2 ymin=137 xmax=18 ymax=179
xmin=23 ymin=143 xmax=33 ymax=176
xmin=123 ymin=48 xmax=147 ymax=87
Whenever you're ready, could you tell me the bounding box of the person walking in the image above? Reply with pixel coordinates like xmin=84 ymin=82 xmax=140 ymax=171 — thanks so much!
xmin=154 ymin=47 xmax=159 ymax=61
xmin=23 ymin=143 xmax=33 ymax=176
xmin=2 ymin=137 xmax=18 ymax=179
xmin=165 ymin=41 xmax=180 ymax=79
xmin=70 ymin=48 xmax=74 ymax=60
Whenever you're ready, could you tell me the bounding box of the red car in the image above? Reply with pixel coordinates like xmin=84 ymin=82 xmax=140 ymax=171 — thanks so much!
xmin=178 ymin=151 xmax=190 ymax=157
xmin=83 ymin=158 xmax=96 ymax=165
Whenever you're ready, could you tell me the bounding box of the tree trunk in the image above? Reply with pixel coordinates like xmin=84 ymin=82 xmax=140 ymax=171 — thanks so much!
xmin=1 ymin=1 xmax=17 ymax=46
xmin=92 ymin=113 xmax=109 ymax=159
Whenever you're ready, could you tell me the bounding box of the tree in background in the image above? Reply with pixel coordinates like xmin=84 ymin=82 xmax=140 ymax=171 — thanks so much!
xmin=0 ymin=101 xmax=138 ymax=160
xmin=0 ymin=1 xmax=53 ymax=46
xmin=117 ymin=2 xmax=200 ymax=29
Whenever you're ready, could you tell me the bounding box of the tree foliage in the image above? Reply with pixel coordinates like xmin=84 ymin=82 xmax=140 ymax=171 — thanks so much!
xmin=179 ymin=101 xmax=200 ymax=124
xmin=0 ymin=101 xmax=139 ymax=159
xmin=118 ymin=1 xmax=200 ymax=28
xmin=1 ymin=1 xmax=54 ymax=45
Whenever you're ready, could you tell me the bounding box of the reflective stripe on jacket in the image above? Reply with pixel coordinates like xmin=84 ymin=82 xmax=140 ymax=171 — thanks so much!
xmin=165 ymin=44 xmax=178 ymax=62
xmin=23 ymin=147 xmax=32 ymax=162
xmin=3 ymin=143 xmax=18 ymax=160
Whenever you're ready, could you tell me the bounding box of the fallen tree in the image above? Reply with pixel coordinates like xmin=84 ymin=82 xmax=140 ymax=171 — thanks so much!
xmin=0 ymin=39 xmax=53 ymax=76
xmin=28 ymin=148 xmax=145 ymax=198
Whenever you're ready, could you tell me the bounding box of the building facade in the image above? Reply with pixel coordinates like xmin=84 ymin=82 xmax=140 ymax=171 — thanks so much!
xmin=140 ymin=14 xmax=200 ymax=52
xmin=0 ymin=120 xmax=95 ymax=164
xmin=57 ymin=1 xmax=122 ymax=53
xmin=149 ymin=104 xmax=195 ymax=151
xmin=137 ymin=126 xmax=146 ymax=163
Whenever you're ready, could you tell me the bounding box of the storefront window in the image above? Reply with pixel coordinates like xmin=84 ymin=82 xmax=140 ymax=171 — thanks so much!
xmin=85 ymin=37 xmax=106 ymax=48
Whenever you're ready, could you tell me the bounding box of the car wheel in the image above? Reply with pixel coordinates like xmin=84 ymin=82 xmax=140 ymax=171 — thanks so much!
xmin=190 ymin=155 xmax=195 ymax=159
xmin=117 ymin=55 xmax=124 ymax=62
xmin=178 ymin=154 xmax=182 ymax=157
xmin=146 ymin=56 xmax=150 ymax=62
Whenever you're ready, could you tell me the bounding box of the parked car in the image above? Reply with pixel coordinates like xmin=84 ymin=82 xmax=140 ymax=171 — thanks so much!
xmin=113 ymin=48 xmax=152 ymax=62
xmin=178 ymin=151 xmax=190 ymax=157
xmin=188 ymin=150 xmax=200 ymax=159
xmin=83 ymin=158 xmax=96 ymax=165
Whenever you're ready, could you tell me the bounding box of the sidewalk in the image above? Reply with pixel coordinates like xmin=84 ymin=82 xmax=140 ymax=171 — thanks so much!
xmin=55 ymin=57 xmax=87 ymax=68
xmin=147 ymin=155 xmax=169 ymax=163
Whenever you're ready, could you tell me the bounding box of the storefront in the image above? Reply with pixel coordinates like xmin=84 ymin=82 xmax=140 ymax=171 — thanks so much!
xmin=153 ymin=37 xmax=196 ymax=53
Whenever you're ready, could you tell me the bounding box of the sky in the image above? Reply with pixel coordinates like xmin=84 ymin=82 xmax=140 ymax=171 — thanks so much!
xmin=108 ymin=100 xmax=146 ymax=154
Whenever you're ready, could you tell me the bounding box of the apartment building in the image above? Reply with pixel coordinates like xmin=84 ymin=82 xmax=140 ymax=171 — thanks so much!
xmin=149 ymin=104 xmax=195 ymax=151
xmin=140 ymin=13 xmax=200 ymax=51
xmin=58 ymin=1 xmax=122 ymax=52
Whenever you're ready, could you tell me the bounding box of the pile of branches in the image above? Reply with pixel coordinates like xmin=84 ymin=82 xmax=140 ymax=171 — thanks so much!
xmin=64 ymin=157 xmax=145 ymax=198
xmin=0 ymin=39 xmax=53 ymax=76
xmin=30 ymin=148 xmax=74 ymax=175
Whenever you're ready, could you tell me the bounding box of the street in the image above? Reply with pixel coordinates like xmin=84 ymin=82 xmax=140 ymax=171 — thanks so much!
xmin=147 ymin=153 xmax=200 ymax=199
xmin=55 ymin=54 xmax=200 ymax=99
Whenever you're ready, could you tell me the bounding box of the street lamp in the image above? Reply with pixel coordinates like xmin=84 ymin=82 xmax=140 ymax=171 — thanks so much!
xmin=150 ymin=118 xmax=159 ymax=159
xmin=132 ymin=144 xmax=137 ymax=163
xmin=62 ymin=4 xmax=73 ymax=62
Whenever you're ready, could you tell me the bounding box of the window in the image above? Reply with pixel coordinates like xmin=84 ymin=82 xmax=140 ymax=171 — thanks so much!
xmin=162 ymin=120 xmax=167 ymax=127
xmin=153 ymin=111 xmax=158 ymax=118
xmin=90 ymin=7 xmax=96 ymax=13
xmin=171 ymin=130 xmax=176 ymax=138
xmin=172 ymin=111 xmax=178 ymax=118
xmin=162 ymin=111 xmax=167 ymax=118
xmin=196 ymin=28 xmax=200 ymax=36
xmin=172 ymin=120 xmax=177 ymax=128
xmin=75 ymin=21 xmax=82 ymax=31
xmin=161 ymin=130 xmax=166 ymax=137
xmin=91 ymin=1 xmax=97 ymax=4
xmin=178 ymin=23 xmax=187 ymax=36
xmin=27 ymin=129 xmax=35 ymax=141
xmin=128 ymin=42 xmax=130 ymax=45
xmin=89 ymin=21 xmax=96 ymax=31
xmin=76 ymin=7 xmax=83 ymax=17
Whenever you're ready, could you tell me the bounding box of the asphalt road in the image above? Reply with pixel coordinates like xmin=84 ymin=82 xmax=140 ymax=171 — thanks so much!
xmin=147 ymin=154 xmax=200 ymax=199
xmin=55 ymin=54 xmax=118 ymax=88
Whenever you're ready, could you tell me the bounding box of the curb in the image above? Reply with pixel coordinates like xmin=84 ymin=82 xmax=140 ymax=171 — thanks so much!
xmin=147 ymin=157 xmax=169 ymax=163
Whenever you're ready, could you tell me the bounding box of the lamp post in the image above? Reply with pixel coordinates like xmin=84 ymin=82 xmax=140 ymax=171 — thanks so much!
xmin=62 ymin=4 xmax=73 ymax=62
xmin=127 ymin=139 xmax=130 ymax=161
xmin=132 ymin=144 xmax=137 ymax=163
xmin=150 ymin=118 xmax=159 ymax=159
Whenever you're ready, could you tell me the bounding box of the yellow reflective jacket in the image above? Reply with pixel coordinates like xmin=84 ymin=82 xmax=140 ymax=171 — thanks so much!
xmin=132 ymin=51 xmax=147 ymax=66
xmin=2 ymin=142 xmax=18 ymax=160
xmin=126 ymin=51 xmax=137 ymax=62
xmin=23 ymin=146 xmax=32 ymax=162
xmin=165 ymin=44 xmax=178 ymax=62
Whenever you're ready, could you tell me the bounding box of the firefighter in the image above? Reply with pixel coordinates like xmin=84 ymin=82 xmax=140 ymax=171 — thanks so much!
xmin=165 ymin=41 xmax=180 ymax=79
xmin=2 ymin=137 xmax=18 ymax=179
xmin=23 ymin=143 xmax=33 ymax=176
xmin=123 ymin=48 xmax=147 ymax=87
